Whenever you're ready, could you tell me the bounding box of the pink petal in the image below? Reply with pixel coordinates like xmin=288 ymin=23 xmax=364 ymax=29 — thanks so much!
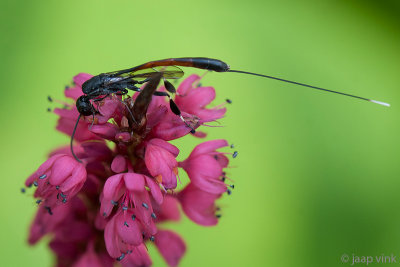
xmin=81 ymin=141 xmax=112 ymax=160
xmin=115 ymin=211 xmax=143 ymax=246
xmin=151 ymin=119 xmax=196 ymax=141
xmin=64 ymin=86 xmax=83 ymax=100
xmin=145 ymin=142 xmax=178 ymax=189
xmin=176 ymin=86 xmax=216 ymax=110
xmin=145 ymin=176 xmax=163 ymax=205
xmin=102 ymin=174 xmax=124 ymax=199
xmin=54 ymin=108 xmax=79 ymax=120
xmin=148 ymin=139 xmax=179 ymax=157
xmin=179 ymin=184 xmax=220 ymax=226
xmin=177 ymin=74 xmax=201 ymax=95
xmin=155 ymin=196 xmax=181 ymax=222
xmin=73 ymin=73 xmax=93 ymax=87
xmin=124 ymin=173 xmax=145 ymax=192
xmin=90 ymin=123 xmax=119 ymax=140
xmin=49 ymin=156 xmax=77 ymax=185
xmin=121 ymin=244 xmax=152 ymax=267
xmin=190 ymin=139 xmax=228 ymax=157
xmin=196 ymin=107 xmax=226 ymax=122
xmin=59 ymin=164 xmax=86 ymax=193
xmin=72 ymin=251 xmax=104 ymax=267
xmin=104 ymin=216 xmax=122 ymax=258
xmin=155 ymin=230 xmax=186 ymax=267
xmin=111 ymin=155 xmax=127 ymax=173
xmin=193 ymin=131 xmax=207 ymax=138
xmin=146 ymin=105 xmax=168 ymax=128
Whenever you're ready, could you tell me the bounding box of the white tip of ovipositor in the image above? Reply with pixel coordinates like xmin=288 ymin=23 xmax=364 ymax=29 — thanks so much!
xmin=369 ymin=99 xmax=390 ymax=107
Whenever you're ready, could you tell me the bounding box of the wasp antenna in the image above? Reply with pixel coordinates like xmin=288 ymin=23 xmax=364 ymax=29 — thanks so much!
xmin=228 ymin=69 xmax=390 ymax=107
xmin=70 ymin=114 xmax=83 ymax=163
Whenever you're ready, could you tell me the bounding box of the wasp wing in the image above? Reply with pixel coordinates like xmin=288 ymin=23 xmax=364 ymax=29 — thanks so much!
xmin=105 ymin=66 xmax=184 ymax=84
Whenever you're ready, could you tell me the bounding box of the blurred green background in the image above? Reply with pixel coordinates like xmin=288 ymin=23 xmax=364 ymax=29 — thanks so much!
xmin=1 ymin=0 xmax=399 ymax=266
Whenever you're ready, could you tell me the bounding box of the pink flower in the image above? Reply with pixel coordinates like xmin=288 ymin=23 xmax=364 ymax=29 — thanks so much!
xmin=144 ymin=138 xmax=179 ymax=189
xmin=25 ymin=154 xmax=87 ymax=206
xmin=179 ymin=139 xmax=230 ymax=194
xmin=155 ymin=230 xmax=186 ymax=267
xmin=73 ymin=244 xmax=113 ymax=267
xmin=120 ymin=244 xmax=152 ymax=267
xmin=25 ymin=73 xmax=234 ymax=266
xmin=175 ymin=74 xmax=226 ymax=123
xmin=178 ymin=183 xmax=222 ymax=226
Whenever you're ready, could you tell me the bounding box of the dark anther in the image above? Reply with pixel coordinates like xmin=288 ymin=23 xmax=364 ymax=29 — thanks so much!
xmin=36 ymin=199 xmax=42 ymax=204
xmin=230 ymin=144 xmax=234 ymax=148
xmin=190 ymin=129 xmax=196 ymax=134
xmin=221 ymin=177 xmax=226 ymax=182
xmin=45 ymin=206 xmax=53 ymax=215
xmin=20 ymin=188 xmax=26 ymax=193
xmin=39 ymin=174 xmax=47 ymax=179
xmin=111 ymin=200 xmax=118 ymax=206
xmin=226 ymin=99 xmax=232 ymax=104
xmin=214 ymin=155 xmax=219 ymax=160
xmin=62 ymin=198 xmax=67 ymax=204
xmin=55 ymin=185 xmax=60 ymax=190
xmin=216 ymin=214 xmax=222 ymax=218
xmin=60 ymin=192 xmax=66 ymax=198
xmin=47 ymin=96 xmax=53 ymax=102
xmin=132 ymin=215 xmax=136 ymax=221
xmin=150 ymin=236 xmax=155 ymax=242
xmin=151 ymin=213 xmax=157 ymax=219
xmin=232 ymin=151 xmax=238 ymax=158
xmin=47 ymin=108 xmax=51 ymax=112
xmin=122 ymin=206 xmax=128 ymax=211
xmin=229 ymin=184 xmax=235 ymax=189
xmin=124 ymin=221 xmax=129 ymax=227
xmin=33 ymin=181 xmax=38 ymax=187
xmin=142 ymin=202 xmax=149 ymax=210
xmin=116 ymin=253 xmax=125 ymax=261
xmin=65 ymin=85 xmax=70 ymax=90
xmin=57 ymin=193 xmax=59 ymax=200
xmin=227 ymin=189 xmax=232 ymax=195
xmin=103 ymin=212 xmax=107 ymax=217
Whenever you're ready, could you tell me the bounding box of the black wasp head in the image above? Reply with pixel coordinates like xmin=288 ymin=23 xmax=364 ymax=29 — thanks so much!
xmin=76 ymin=95 xmax=94 ymax=116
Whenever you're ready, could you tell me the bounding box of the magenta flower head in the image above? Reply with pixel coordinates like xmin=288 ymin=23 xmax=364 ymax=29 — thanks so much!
xmin=24 ymin=72 xmax=236 ymax=266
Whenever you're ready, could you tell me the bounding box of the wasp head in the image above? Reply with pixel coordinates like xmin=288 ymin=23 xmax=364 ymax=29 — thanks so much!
xmin=76 ymin=95 xmax=94 ymax=116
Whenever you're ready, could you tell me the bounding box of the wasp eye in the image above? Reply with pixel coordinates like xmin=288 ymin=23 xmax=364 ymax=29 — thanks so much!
xmin=76 ymin=96 xmax=93 ymax=116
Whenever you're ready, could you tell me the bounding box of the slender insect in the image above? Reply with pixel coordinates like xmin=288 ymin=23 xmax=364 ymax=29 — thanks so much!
xmin=71 ymin=57 xmax=390 ymax=162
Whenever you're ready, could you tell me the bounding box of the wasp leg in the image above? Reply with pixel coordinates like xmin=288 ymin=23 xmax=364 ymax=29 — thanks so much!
xmin=135 ymin=78 xmax=150 ymax=85
xmin=152 ymin=91 xmax=196 ymax=134
xmin=126 ymin=83 xmax=195 ymax=132
xmin=126 ymin=84 xmax=141 ymax=92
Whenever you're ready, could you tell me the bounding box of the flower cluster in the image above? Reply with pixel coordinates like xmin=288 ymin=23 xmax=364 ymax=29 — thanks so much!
xmin=24 ymin=73 xmax=234 ymax=267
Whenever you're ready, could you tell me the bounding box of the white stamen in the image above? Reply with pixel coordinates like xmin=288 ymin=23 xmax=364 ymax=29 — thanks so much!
xmin=369 ymin=99 xmax=390 ymax=107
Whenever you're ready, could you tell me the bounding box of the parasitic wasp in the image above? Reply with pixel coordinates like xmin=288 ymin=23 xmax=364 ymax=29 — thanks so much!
xmin=71 ymin=57 xmax=390 ymax=162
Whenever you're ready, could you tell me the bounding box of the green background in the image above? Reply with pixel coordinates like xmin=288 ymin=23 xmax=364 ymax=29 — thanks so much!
xmin=1 ymin=0 xmax=399 ymax=266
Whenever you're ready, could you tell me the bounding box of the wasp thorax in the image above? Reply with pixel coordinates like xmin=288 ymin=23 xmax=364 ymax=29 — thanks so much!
xmin=76 ymin=95 xmax=94 ymax=116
